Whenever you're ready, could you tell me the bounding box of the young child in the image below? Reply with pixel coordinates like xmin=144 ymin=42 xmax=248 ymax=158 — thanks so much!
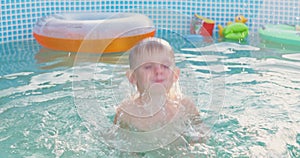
xmin=113 ymin=37 xmax=199 ymax=132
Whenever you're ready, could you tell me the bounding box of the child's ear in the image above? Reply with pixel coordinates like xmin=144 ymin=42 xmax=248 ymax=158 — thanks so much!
xmin=126 ymin=70 xmax=136 ymax=84
xmin=173 ymin=67 xmax=180 ymax=82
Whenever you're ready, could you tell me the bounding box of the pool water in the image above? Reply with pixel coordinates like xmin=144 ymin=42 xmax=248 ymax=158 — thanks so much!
xmin=0 ymin=30 xmax=300 ymax=157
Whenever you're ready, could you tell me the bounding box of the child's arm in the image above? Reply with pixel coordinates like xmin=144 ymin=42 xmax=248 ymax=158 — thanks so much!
xmin=180 ymin=97 xmax=210 ymax=145
xmin=113 ymin=108 xmax=131 ymax=129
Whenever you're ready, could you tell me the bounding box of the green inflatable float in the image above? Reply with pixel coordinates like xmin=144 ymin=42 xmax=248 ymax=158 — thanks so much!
xmin=218 ymin=15 xmax=249 ymax=40
xmin=222 ymin=23 xmax=248 ymax=40
xmin=259 ymin=24 xmax=300 ymax=46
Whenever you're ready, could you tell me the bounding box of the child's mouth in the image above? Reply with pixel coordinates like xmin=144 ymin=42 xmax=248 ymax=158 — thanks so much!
xmin=154 ymin=79 xmax=164 ymax=83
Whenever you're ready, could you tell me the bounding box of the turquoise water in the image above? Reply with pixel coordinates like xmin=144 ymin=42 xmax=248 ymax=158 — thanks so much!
xmin=0 ymin=31 xmax=300 ymax=157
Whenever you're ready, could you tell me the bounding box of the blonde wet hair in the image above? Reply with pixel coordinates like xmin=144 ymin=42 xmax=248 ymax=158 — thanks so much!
xmin=129 ymin=37 xmax=175 ymax=70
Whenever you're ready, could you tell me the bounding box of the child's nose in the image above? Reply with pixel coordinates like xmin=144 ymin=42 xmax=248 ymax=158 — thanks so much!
xmin=154 ymin=64 xmax=164 ymax=74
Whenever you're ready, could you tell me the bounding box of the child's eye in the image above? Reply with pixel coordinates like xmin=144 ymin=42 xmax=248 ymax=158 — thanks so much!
xmin=161 ymin=64 xmax=172 ymax=69
xmin=143 ymin=64 xmax=152 ymax=69
xmin=162 ymin=64 xmax=169 ymax=69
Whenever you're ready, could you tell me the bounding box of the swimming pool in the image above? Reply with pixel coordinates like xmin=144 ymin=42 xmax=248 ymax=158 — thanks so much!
xmin=1 ymin=28 xmax=300 ymax=157
xmin=1 ymin=0 xmax=300 ymax=157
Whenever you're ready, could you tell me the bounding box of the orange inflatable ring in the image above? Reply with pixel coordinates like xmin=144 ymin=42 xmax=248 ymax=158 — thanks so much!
xmin=33 ymin=13 xmax=156 ymax=53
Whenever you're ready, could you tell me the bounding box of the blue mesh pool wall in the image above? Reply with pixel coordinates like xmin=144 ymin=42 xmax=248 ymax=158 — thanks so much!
xmin=0 ymin=0 xmax=300 ymax=43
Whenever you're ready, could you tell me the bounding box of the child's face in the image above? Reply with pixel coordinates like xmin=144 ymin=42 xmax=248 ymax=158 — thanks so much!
xmin=128 ymin=52 xmax=179 ymax=94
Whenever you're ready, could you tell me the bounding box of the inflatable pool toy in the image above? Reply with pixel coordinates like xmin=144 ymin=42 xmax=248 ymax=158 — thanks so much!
xmin=218 ymin=15 xmax=248 ymax=40
xmin=33 ymin=13 xmax=155 ymax=53
xmin=218 ymin=15 xmax=249 ymax=40
xmin=259 ymin=24 xmax=300 ymax=46
xmin=190 ymin=14 xmax=215 ymax=36
xmin=33 ymin=13 xmax=155 ymax=54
